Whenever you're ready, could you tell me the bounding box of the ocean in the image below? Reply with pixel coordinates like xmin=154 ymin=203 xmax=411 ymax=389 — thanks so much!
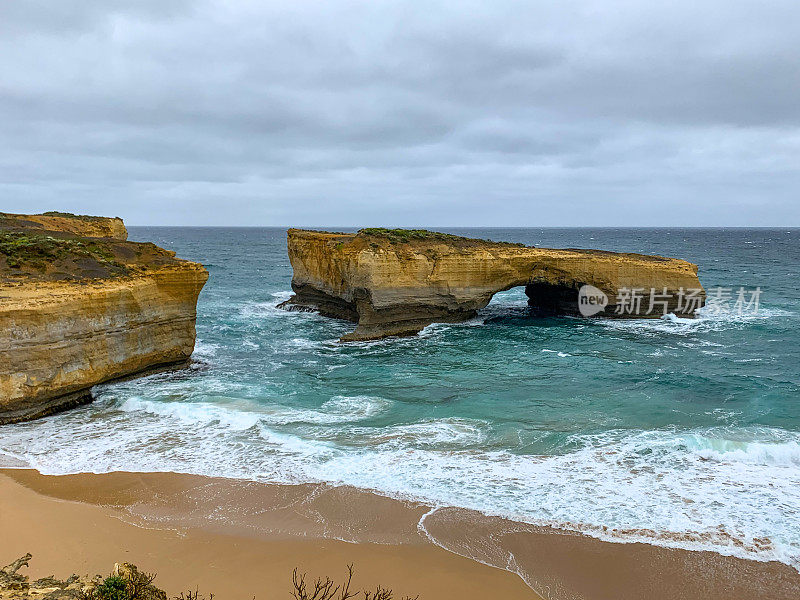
xmin=2 ymin=227 xmax=799 ymax=570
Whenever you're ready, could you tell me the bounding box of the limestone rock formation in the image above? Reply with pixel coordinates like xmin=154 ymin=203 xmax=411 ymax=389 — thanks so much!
xmin=0 ymin=212 xmax=127 ymax=241
xmin=280 ymin=228 xmax=705 ymax=341
xmin=0 ymin=213 xmax=208 ymax=424
xmin=0 ymin=554 xmax=166 ymax=600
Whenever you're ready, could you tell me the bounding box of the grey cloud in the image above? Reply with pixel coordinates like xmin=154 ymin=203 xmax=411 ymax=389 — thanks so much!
xmin=0 ymin=0 xmax=798 ymax=225
xmin=0 ymin=1 xmax=193 ymax=34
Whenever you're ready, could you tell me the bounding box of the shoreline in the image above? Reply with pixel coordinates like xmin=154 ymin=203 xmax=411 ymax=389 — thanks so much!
xmin=0 ymin=469 xmax=534 ymax=600
xmin=2 ymin=469 xmax=798 ymax=599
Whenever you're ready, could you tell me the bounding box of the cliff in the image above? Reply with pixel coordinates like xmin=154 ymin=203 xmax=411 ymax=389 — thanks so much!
xmin=0 ymin=213 xmax=207 ymax=424
xmin=280 ymin=228 xmax=705 ymax=341
xmin=0 ymin=212 xmax=128 ymax=240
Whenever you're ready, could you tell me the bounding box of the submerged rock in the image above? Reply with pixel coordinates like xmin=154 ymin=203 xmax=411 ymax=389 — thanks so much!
xmin=280 ymin=228 xmax=705 ymax=341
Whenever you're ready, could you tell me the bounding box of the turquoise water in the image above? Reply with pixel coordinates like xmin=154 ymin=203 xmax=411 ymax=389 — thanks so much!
xmin=2 ymin=228 xmax=799 ymax=567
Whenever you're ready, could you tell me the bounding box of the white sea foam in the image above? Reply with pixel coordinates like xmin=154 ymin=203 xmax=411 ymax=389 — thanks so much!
xmin=119 ymin=394 xmax=391 ymax=427
xmin=238 ymin=301 xmax=283 ymax=318
xmin=3 ymin=404 xmax=799 ymax=569
xmin=288 ymin=337 xmax=323 ymax=350
xmin=310 ymin=427 xmax=800 ymax=568
xmin=541 ymin=349 xmax=571 ymax=357
xmin=120 ymin=397 xmax=262 ymax=430
xmin=316 ymin=396 xmax=394 ymax=422
xmin=599 ymin=305 xmax=792 ymax=337
xmin=192 ymin=340 xmax=219 ymax=359
xmin=686 ymin=434 xmax=800 ymax=466
xmin=238 ymin=292 xmax=321 ymax=320
xmin=271 ymin=290 xmax=293 ymax=302
xmin=346 ymin=418 xmax=488 ymax=448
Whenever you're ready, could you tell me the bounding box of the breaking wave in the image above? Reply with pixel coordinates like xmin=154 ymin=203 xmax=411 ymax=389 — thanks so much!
xmin=3 ymin=400 xmax=799 ymax=569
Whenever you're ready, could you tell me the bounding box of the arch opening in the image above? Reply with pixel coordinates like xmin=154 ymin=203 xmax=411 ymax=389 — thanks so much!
xmin=480 ymin=281 xmax=583 ymax=324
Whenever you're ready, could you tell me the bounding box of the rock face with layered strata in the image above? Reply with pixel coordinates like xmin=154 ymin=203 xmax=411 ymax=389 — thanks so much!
xmin=0 ymin=213 xmax=207 ymax=424
xmin=280 ymin=229 xmax=705 ymax=341
xmin=0 ymin=211 xmax=128 ymax=240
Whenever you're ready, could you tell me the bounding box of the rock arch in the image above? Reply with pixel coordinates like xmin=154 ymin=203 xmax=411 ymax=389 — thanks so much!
xmin=280 ymin=229 xmax=705 ymax=341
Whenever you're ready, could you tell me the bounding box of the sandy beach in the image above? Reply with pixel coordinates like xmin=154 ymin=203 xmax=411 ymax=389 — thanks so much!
xmin=2 ymin=469 xmax=798 ymax=600
xmin=0 ymin=469 xmax=535 ymax=599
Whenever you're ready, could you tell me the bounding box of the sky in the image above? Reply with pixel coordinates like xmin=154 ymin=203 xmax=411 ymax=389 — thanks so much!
xmin=1 ymin=0 xmax=798 ymax=227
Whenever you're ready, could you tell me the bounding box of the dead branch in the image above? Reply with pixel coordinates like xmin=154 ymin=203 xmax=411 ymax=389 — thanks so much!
xmin=291 ymin=564 xmax=357 ymax=600
xmin=1 ymin=554 xmax=32 ymax=575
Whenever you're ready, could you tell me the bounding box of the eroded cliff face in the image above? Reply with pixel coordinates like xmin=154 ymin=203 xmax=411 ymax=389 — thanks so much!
xmin=0 ymin=212 xmax=127 ymax=240
xmin=0 ymin=213 xmax=207 ymax=424
xmin=281 ymin=229 xmax=705 ymax=341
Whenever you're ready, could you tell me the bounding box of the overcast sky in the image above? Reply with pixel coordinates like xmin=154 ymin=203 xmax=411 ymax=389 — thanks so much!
xmin=1 ymin=1 xmax=798 ymax=226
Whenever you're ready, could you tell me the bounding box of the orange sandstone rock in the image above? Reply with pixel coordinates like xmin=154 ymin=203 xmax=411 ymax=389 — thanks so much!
xmin=280 ymin=228 xmax=704 ymax=341
xmin=0 ymin=211 xmax=127 ymax=240
xmin=0 ymin=214 xmax=207 ymax=424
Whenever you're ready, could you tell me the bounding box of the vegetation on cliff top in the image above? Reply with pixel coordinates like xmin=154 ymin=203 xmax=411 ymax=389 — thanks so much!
xmin=0 ymin=232 xmax=125 ymax=273
xmin=357 ymin=228 xmax=527 ymax=247
xmin=1 ymin=555 xmax=418 ymax=600
xmin=0 ymin=211 xmax=115 ymax=224
xmin=40 ymin=211 xmax=119 ymax=222
xmin=0 ymin=229 xmax=185 ymax=283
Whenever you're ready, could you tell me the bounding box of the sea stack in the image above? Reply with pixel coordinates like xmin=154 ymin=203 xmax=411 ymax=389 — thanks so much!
xmin=0 ymin=212 xmax=208 ymax=424
xmin=280 ymin=228 xmax=705 ymax=341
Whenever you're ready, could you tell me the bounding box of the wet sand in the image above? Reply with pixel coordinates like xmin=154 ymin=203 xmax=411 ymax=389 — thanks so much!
xmin=2 ymin=469 xmax=798 ymax=599
xmin=0 ymin=470 xmax=535 ymax=599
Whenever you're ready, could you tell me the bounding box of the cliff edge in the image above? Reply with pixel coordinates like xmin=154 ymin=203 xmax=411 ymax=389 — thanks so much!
xmin=0 ymin=213 xmax=208 ymax=424
xmin=0 ymin=211 xmax=128 ymax=241
xmin=280 ymin=228 xmax=705 ymax=341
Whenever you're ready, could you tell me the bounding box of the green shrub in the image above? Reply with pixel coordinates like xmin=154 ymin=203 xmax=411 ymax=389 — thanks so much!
xmin=357 ymin=227 xmax=525 ymax=247
xmin=0 ymin=232 xmax=122 ymax=272
xmin=94 ymin=576 xmax=130 ymax=600
xmin=41 ymin=211 xmax=107 ymax=221
xmin=358 ymin=228 xmax=455 ymax=243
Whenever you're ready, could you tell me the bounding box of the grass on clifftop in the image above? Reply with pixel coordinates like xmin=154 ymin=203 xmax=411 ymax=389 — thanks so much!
xmin=42 ymin=211 xmax=113 ymax=221
xmin=0 ymin=231 xmax=134 ymax=281
xmin=0 ymin=228 xmax=188 ymax=283
xmin=0 ymin=211 xmax=114 ymax=222
xmin=0 ymin=232 xmax=122 ymax=271
xmin=358 ymin=228 xmax=526 ymax=247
